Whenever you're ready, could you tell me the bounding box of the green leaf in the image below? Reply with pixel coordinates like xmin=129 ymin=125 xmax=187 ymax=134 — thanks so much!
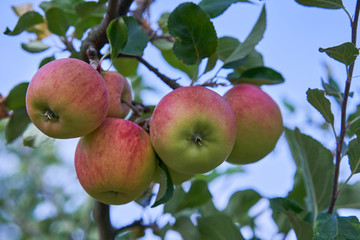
xmin=314 ymin=214 xmax=360 ymax=240
xmin=74 ymin=15 xmax=103 ymax=39
xmin=198 ymin=200 xmax=221 ymax=217
xmin=199 ymin=0 xmax=252 ymax=18
xmin=168 ymin=2 xmax=217 ymax=65
xmin=284 ymin=128 xmax=334 ymax=215
xmin=21 ymin=41 xmax=50 ymax=53
xmin=314 ymin=213 xmax=337 ymax=240
xmin=40 ymin=0 xmax=83 ymax=26
xmin=5 ymin=82 xmax=29 ymax=110
xmin=235 ymin=49 xmax=264 ymax=73
xmin=271 ymin=211 xmax=292 ymax=234
xmin=270 ymin=198 xmax=304 ymax=214
xmin=224 ymin=6 xmax=266 ymax=65
xmin=306 ymin=88 xmax=335 ymax=126
xmin=194 ymin=166 xmax=243 ymax=182
xmin=4 ymin=11 xmax=44 ymax=35
xmin=285 ymin=211 xmax=313 ymax=239
xmin=5 ymin=107 xmax=31 ymax=143
xmin=217 ymin=37 xmax=240 ymax=60
xmin=321 ymin=79 xmax=342 ymax=103
xmin=229 ymin=66 xmax=284 ymax=85
xmin=163 ymin=186 xmax=186 ymax=214
xmin=153 ymin=38 xmax=173 ymax=51
xmin=112 ymin=58 xmax=139 ymax=77
xmin=224 ymin=190 xmax=262 ymax=223
xmin=39 ymin=56 xmax=55 ymax=68
xmin=197 ymin=214 xmax=245 ymax=240
xmin=296 ymin=0 xmax=344 ymax=9
xmin=348 ymin=138 xmax=360 ymax=174
xmin=158 ymin=12 xmax=170 ymax=33
xmin=172 ymin=216 xmax=201 ymax=240
xmin=45 ymin=7 xmax=70 ymax=36
xmin=217 ymin=36 xmax=245 ymax=68
xmin=337 ymin=216 xmax=360 ymax=239
xmin=204 ymin=53 xmax=218 ymax=74
xmin=270 ymin=198 xmax=313 ymax=239
xmin=319 ymin=42 xmax=359 ymax=66
xmin=336 ymin=182 xmax=360 ymax=209
xmin=107 ymin=17 xmax=127 ymax=60
xmin=152 ymin=159 xmax=174 ymax=208
xmin=347 ymin=106 xmax=360 ymax=137
xmin=121 ymin=16 xmax=149 ymax=56
xmin=159 ymin=48 xmax=197 ymax=79
xmin=74 ymin=0 xmax=107 ymax=18
xmin=22 ymin=123 xmax=55 ymax=148
xmin=176 ymin=180 xmax=212 ymax=211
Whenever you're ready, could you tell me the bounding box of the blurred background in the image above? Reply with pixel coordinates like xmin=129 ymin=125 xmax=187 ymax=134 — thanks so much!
xmin=1 ymin=0 xmax=360 ymax=239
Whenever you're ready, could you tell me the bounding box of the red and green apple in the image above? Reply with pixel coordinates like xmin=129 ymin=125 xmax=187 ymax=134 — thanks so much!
xmin=101 ymin=71 xmax=132 ymax=119
xmin=150 ymin=86 xmax=237 ymax=175
xmin=75 ymin=118 xmax=157 ymax=205
xmin=224 ymin=83 xmax=283 ymax=164
xmin=26 ymin=58 xmax=109 ymax=139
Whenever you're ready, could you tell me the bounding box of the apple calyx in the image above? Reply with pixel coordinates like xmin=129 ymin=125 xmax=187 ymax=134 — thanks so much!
xmin=191 ymin=133 xmax=204 ymax=146
xmin=43 ymin=108 xmax=59 ymax=122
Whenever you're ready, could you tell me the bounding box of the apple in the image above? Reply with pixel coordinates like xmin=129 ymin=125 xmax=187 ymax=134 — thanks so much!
xmin=25 ymin=58 xmax=109 ymax=139
xmin=223 ymin=84 xmax=283 ymax=164
xmin=150 ymin=86 xmax=237 ymax=175
xmin=153 ymin=164 xmax=193 ymax=185
xmin=101 ymin=71 xmax=132 ymax=118
xmin=75 ymin=118 xmax=157 ymax=205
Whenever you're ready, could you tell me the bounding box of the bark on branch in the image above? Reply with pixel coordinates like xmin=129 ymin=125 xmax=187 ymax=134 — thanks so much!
xmin=327 ymin=0 xmax=360 ymax=214
xmin=80 ymin=0 xmax=134 ymax=61
xmin=118 ymin=53 xmax=182 ymax=89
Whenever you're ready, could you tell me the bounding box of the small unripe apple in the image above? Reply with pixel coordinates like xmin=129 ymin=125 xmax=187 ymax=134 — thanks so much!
xmin=26 ymin=58 xmax=109 ymax=139
xmin=75 ymin=118 xmax=157 ymax=205
xmin=150 ymin=86 xmax=237 ymax=175
xmin=101 ymin=71 xmax=132 ymax=118
xmin=224 ymin=84 xmax=283 ymax=164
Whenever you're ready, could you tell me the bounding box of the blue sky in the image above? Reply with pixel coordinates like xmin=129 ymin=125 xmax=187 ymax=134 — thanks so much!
xmin=1 ymin=0 xmax=360 ymax=239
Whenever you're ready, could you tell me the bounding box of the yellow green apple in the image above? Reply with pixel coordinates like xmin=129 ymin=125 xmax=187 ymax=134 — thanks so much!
xmin=150 ymin=86 xmax=237 ymax=175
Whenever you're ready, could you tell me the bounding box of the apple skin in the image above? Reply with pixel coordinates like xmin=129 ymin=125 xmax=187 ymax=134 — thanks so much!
xmin=150 ymin=86 xmax=237 ymax=175
xmin=75 ymin=118 xmax=157 ymax=205
xmin=101 ymin=71 xmax=132 ymax=118
xmin=25 ymin=58 xmax=109 ymax=139
xmin=153 ymin=164 xmax=193 ymax=185
xmin=223 ymin=84 xmax=283 ymax=164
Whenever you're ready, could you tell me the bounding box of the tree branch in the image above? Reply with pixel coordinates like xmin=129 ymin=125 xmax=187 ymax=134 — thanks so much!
xmin=118 ymin=53 xmax=181 ymax=89
xmin=132 ymin=0 xmax=174 ymax=42
xmin=327 ymin=0 xmax=360 ymax=214
xmin=136 ymin=55 xmax=182 ymax=89
xmin=93 ymin=201 xmax=115 ymax=240
xmin=80 ymin=0 xmax=134 ymax=61
xmin=119 ymin=0 xmax=135 ymax=16
xmin=113 ymin=219 xmax=158 ymax=237
xmin=78 ymin=2 xmax=137 ymax=240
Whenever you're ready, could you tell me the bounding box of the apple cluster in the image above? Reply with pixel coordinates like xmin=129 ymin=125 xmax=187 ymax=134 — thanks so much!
xmin=25 ymin=58 xmax=283 ymax=206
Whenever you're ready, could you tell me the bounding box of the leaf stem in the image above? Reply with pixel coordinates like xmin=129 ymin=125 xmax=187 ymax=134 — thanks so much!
xmin=327 ymin=0 xmax=360 ymax=214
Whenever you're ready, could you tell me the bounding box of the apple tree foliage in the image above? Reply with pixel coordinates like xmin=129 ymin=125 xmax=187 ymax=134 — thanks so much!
xmin=1 ymin=0 xmax=360 ymax=239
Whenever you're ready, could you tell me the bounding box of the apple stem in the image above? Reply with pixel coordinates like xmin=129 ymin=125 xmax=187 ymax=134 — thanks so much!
xmin=192 ymin=133 xmax=203 ymax=146
xmin=43 ymin=109 xmax=59 ymax=122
